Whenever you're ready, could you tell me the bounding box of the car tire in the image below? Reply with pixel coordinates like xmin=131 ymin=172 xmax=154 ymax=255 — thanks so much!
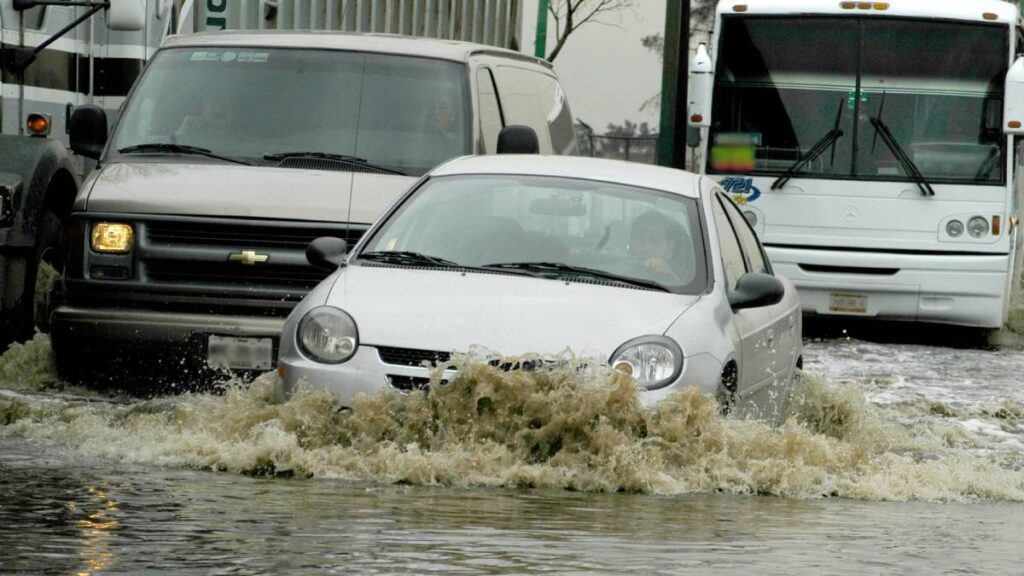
xmin=16 ymin=210 xmax=66 ymax=341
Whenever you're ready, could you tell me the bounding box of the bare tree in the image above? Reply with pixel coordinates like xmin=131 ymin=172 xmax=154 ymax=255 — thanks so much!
xmin=545 ymin=0 xmax=638 ymax=62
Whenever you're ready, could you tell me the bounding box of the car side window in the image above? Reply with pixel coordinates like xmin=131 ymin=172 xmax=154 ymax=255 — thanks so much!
xmin=711 ymin=194 xmax=748 ymax=290
xmin=476 ymin=68 xmax=505 ymax=154
xmin=718 ymin=194 xmax=770 ymax=275
xmin=492 ymin=65 xmax=554 ymax=154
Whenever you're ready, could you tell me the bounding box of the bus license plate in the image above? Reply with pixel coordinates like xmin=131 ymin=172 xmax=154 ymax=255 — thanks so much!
xmin=207 ymin=336 xmax=273 ymax=370
xmin=829 ymin=293 xmax=867 ymax=314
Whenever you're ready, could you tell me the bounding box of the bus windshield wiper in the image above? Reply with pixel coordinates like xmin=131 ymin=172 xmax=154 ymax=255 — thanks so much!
xmin=264 ymin=151 xmax=406 ymax=176
xmin=118 ymin=143 xmax=252 ymax=166
xmin=772 ymin=98 xmax=845 ymax=190
xmin=868 ymin=117 xmax=935 ymax=197
xmin=482 ymin=261 xmax=670 ymax=292
xmin=358 ymin=251 xmax=460 ymax=267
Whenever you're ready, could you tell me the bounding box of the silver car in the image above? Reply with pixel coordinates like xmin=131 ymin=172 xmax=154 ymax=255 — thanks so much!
xmin=278 ymin=156 xmax=803 ymax=420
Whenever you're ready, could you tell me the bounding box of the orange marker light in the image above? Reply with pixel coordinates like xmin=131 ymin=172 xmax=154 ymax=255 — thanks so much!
xmin=840 ymin=1 xmax=856 ymax=8
xmin=733 ymin=4 xmax=748 ymax=12
xmin=993 ymin=215 xmax=1002 ymax=236
xmin=1010 ymin=121 xmax=1022 ymax=129
xmin=982 ymin=12 xmax=998 ymax=20
xmin=857 ymin=2 xmax=871 ymax=9
xmin=27 ymin=114 xmax=50 ymax=136
xmin=873 ymin=2 xmax=889 ymax=9
xmin=690 ymin=114 xmax=704 ymax=123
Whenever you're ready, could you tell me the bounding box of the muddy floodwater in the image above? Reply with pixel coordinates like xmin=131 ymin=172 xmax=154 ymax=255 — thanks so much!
xmin=2 ymin=327 xmax=1024 ymax=574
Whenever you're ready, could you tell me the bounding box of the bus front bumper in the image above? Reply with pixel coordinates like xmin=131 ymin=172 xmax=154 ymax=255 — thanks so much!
xmin=766 ymin=246 xmax=1011 ymax=328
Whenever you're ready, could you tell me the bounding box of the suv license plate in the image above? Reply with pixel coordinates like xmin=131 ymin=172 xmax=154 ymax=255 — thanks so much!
xmin=829 ymin=293 xmax=867 ymax=314
xmin=207 ymin=336 xmax=273 ymax=371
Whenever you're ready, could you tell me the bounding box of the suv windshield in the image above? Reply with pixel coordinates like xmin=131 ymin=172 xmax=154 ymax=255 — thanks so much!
xmin=360 ymin=175 xmax=709 ymax=293
xmin=112 ymin=47 xmax=471 ymax=176
xmin=710 ymin=17 xmax=1008 ymax=185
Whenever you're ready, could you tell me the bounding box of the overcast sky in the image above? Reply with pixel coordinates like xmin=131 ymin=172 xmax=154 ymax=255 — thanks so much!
xmin=518 ymin=1 xmax=667 ymax=133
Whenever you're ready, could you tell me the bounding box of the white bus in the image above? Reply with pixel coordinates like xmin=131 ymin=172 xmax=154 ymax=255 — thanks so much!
xmin=688 ymin=0 xmax=1024 ymax=328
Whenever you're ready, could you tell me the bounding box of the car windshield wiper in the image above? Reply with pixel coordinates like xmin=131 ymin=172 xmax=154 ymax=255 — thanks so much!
xmin=868 ymin=118 xmax=935 ymax=197
xmin=482 ymin=261 xmax=670 ymax=292
xmin=771 ymin=97 xmax=845 ymax=190
xmin=263 ymin=151 xmax=406 ymax=176
xmin=358 ymin=251 xmax=461 ymax=268
xmin=118 ymin=143 xmax=252 ymax=166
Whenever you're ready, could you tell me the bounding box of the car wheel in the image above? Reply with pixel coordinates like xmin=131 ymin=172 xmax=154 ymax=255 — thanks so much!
xmin=18 ymin=211 xmax=66 ymax=340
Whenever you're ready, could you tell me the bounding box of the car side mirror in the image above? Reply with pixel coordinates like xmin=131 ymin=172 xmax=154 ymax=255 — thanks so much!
xmin=497 ymin=125 xmax=540 ymax=154
xmin=728 ymin=272 xmax=784 ymax=310
xmin=107 ymin=0 xmax=146 ymax=31
xmin=306 ymin=237 xmax=348 ymax=271
xmin=69 ymin=105 xmax=108 ymax=159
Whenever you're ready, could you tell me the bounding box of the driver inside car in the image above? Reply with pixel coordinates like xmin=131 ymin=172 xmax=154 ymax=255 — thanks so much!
xmin=628 ymin=210 xmax=690 ymax=284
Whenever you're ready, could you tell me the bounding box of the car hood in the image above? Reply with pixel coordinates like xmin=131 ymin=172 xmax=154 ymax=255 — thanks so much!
xmin=329 ymin=265 xmax=700 ymax=358
xmin=82 ymin=161 xmax=415 ymax=223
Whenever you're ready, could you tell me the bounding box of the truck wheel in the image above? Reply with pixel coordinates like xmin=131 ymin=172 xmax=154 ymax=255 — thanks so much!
xmin=20 ymin=211 xmax=66 ymax=338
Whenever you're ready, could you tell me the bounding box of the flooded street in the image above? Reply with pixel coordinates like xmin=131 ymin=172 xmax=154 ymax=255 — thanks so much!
xmin=2 ymin=329 xmax=1024 ymax=574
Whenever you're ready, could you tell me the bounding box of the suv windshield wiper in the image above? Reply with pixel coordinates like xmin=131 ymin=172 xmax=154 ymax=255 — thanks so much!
xmin=118 ymin=143 xmax=252 ymax=166
xmin=358 ymin=251 xmax=461 ymax=268
xmin=868 ymin=117 xmax=935 ymax=197
xmin=482 ymin=261 xmax=670 ymax=292
xmin=263 ymin=151 xmax=406 ymax=176
xmin=771 ymin=98 xmax=845 ymax=190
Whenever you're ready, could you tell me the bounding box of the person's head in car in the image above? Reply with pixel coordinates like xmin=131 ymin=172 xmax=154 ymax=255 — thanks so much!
xmin=176 ymin=86 xmax=239 ymax=144
xmin=629 ymin=210 xmax=687 ymax=283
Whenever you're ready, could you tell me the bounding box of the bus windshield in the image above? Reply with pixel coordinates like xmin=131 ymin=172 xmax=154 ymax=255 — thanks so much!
xmin=709 ymin=17 xmax=1008 ymax=185
xmin=112 ymin=47 xmax=471 ymax=177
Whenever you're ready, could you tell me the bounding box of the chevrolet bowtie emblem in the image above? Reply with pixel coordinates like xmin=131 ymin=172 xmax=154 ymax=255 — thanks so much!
xmin=228 ymin=250 xmax=269 ymax=265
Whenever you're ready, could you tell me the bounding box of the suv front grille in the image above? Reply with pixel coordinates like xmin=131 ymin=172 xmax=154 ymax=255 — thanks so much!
xmin=147 ymin=221 xmax=366 ymax=251
xmin=146 ymin=261 xmax=329 ymax=290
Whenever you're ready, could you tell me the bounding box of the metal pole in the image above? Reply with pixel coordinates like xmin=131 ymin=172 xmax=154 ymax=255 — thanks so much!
xmin=534 ymin=0 xmax=548 ymax=59
xmin=657 ymin=0 xmax=689 ymax=168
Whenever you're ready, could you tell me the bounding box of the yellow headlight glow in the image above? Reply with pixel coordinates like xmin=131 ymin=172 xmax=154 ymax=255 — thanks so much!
xmin=91 ymin=222 xmax=134 ymax=253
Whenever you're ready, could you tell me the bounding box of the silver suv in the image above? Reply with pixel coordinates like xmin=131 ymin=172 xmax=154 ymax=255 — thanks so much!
xmin=52 ymin=31 xmax=577 ymax=384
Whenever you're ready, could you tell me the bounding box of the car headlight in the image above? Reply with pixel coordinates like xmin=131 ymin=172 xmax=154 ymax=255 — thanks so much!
xmin=609 ymin=336 xmax=683 ymax=391
xmin=297 ymin=306 xmax=358 ymax=364
xmin=967 ymin=216 xmax=989 ymax=238
xmin=91 ymin=222 xmax=134 ymax=253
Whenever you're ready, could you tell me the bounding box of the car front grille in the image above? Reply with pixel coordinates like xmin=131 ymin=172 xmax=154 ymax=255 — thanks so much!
xmin=378 ymin=347 xmax=452 ymax=367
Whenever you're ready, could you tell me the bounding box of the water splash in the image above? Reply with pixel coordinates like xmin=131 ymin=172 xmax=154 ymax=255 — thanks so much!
xmin=2 ymin=342 xmax=1023 ymax=502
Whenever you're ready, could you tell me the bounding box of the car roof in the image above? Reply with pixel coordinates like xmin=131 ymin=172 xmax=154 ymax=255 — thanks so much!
xmin=161 ymin=31 xmax=550 ymax=68
xmin=430 ymin=155 xmax=703 ymax=199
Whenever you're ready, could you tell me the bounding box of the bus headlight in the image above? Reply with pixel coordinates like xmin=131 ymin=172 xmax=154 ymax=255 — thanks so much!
xmin=609 ymin=336 xmax=683 ymax=391
xmin=298 ymin=306 xmax=358 ymax=364
xmin=967 ymin=216 xmax=989 ymax=239
xmin=945 ymin=219 xmax=964 ymax=238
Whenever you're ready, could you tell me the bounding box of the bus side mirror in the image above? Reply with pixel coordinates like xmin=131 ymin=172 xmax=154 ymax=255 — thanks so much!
xmin=688 ymin=43 xmax=713 ymax=129
xmin=107 ymin=0 xmax=146 ymax=31
xmin=1004 ymin=57 xmax=1024 ymax=135
xmin=69 ymin=105 xmax=108 ymax=160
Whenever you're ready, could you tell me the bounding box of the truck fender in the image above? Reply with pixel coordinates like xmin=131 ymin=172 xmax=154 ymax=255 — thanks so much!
xmin=0 ymin=135 xmax=81 ymax=248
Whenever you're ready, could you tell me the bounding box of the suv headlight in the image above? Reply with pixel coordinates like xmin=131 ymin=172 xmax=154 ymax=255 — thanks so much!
xmin=609 ymin=336 xmax=683 ymax=391
xmin=297 ymin=306 xmax=359 ymax=364
xmin=91 ymin=222 xmax=134 ymax=253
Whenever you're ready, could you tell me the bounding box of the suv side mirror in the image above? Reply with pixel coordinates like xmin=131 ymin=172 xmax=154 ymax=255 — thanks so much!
xmin=688 ymin=43 xmax=713 ymax=128
xmin=1005 ymin=56 xmax=1024 ymax=135
xmin=306 ymin=237 xmax=348 ymax=271
xmin=107 ymin=0 xmax=146 ymax=31
xmin=69 ymin=105 xmax=108 ymax=159
xmin=497 ymin=125 xmax=540 ymax=154
xmin=728 ymin=272 xmax=784 ymax=310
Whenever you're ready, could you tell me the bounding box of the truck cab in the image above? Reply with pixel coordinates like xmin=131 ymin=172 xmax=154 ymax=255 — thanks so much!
xmin=50 ymin=32 xmax=578 ymax=384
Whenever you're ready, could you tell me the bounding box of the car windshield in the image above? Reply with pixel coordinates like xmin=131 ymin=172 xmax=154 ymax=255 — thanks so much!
xmin=360 ymin=175 xmax=709 ymax=293
xmin=709 ymin=16 xmax=1007 ymax=185
xmin=112 ymin=47 xmax=471 ymax=176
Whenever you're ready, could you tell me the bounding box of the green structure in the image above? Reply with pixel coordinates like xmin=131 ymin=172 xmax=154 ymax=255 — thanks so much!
xmin=657 ymin=1 xmax=691 ymax=167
